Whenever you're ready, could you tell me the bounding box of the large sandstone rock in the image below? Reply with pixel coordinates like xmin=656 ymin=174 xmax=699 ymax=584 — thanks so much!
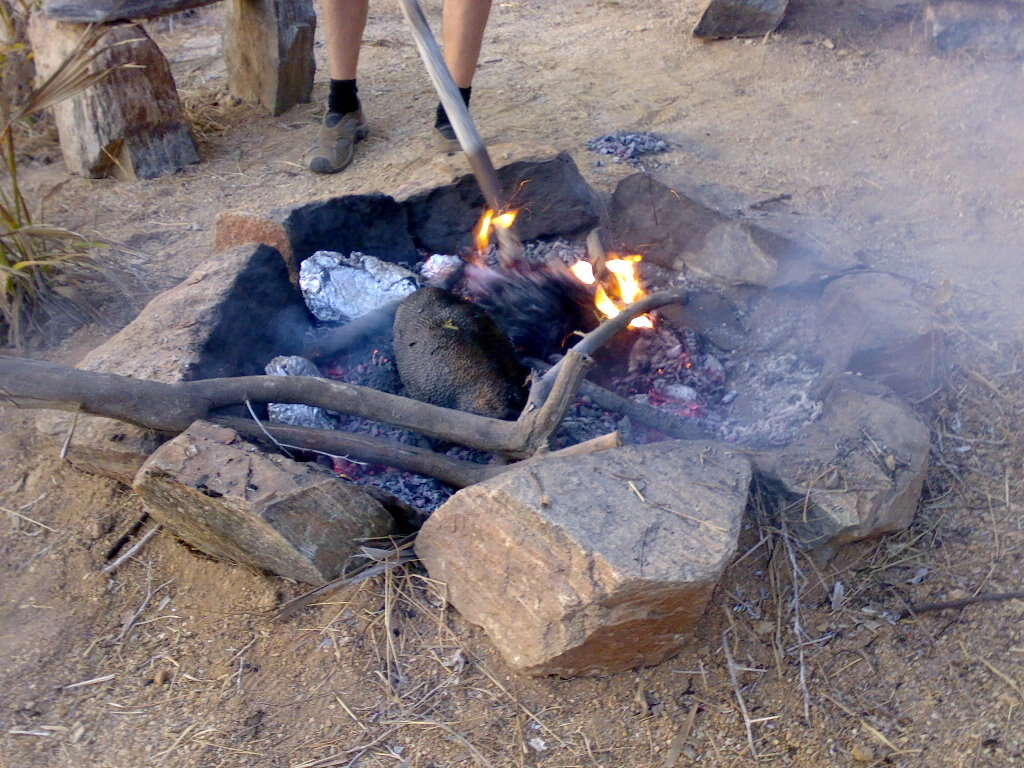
xmin=924 ymin=0 xmax=1024 ymax=58
xmin=27 ymin=18 xmax=199 ymax=179
xmin=215 ymin=154 xmax=598 ymax=273
xmin=134 ymin=422 xmax=393 ymax=584
xmin=752 ymin=375 xmax=931 ymax=551
xmin=215 ymin=194 xmax=418 ymax=278
xmin=36 ymin=244 xmax=307 ymax=484
xmin=401 ymin=152 xmax=600 ymax=254
xmin=416 ymin=441 xmax=752 ymax=676
xmin=816 ymin=272 xmax=946 ymax=402
xmin=693 ymin=0 xmax=790 ymax=39
xmin=607 ymin=174 xmax=840 ymax=288
xmin=225 ymin=0 xmax=316 ymax=116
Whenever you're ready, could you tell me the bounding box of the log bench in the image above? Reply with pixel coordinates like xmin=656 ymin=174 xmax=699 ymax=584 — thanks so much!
xmin=27 ymin=0 xmax=315 ymax=179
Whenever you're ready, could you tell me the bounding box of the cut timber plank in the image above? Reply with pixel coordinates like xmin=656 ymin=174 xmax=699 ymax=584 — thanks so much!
xmin=224 ymin=0 xmax=316 ymax=115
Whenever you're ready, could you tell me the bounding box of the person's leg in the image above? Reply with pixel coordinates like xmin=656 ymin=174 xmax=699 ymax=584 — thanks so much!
xmin=435 ymin=0 xmax=492 ymax=143
xmin=324 ymin=0 xmax=368 ymax=83
xmin=310 ymin=0 xmax=370 ymax=173
xmin=442 ymin=0 xmax=492 ymax=88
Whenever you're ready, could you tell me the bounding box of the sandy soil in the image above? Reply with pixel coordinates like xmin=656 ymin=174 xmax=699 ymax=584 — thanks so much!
xmin=2 ymin=1 xmax=1024 ymax=766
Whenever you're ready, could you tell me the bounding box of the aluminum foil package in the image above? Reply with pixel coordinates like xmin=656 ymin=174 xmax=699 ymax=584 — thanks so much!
xmin=265 ymin=355 xmax=338 ymax=432
xmin=419 ymin=253 xmax=463 ymax=285
xmin=300 ymin=251 xmax=419 ymax=323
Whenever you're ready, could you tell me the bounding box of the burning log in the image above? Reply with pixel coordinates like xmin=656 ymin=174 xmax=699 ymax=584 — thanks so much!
xmin=0 ymin=291 xmax=683 ymax=480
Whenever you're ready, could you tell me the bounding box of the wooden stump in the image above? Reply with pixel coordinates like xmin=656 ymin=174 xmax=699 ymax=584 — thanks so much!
xmin=1 ymin=1 xmax=35 ymax=111
xmin=225 ymin=0 xmax=316 ymax=116
xmin=27 ymin=16 xmax=199 ymax=179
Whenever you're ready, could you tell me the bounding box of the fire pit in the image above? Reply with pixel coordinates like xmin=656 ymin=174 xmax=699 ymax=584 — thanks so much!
xmin=16 ymin=152 xmax=943 ymax=676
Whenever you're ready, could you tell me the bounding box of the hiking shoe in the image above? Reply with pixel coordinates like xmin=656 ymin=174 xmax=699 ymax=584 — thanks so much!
xmin=309 ymin=110 xmax=367 ymax=174
xmin=433 ymin=114 xmax=460 ymax=153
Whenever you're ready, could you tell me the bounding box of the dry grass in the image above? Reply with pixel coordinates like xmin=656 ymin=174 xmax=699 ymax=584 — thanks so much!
xmin=0 ymin=16 xmax=134 ymax=347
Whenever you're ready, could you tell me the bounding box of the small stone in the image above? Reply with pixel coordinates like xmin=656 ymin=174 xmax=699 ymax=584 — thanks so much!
xmin=851 ymin=744 xmax=875 ymax=762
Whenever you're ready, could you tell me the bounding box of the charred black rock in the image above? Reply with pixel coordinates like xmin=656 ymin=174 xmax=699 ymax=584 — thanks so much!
xmin=393 ymin=287 xmax=528 ymax=419
xmin=463 ymin=263 xmax=596 ymax=361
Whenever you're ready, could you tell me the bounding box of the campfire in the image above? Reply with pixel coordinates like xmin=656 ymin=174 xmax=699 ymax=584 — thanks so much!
xmin=2 ymin=155 xmax=941 ymax=676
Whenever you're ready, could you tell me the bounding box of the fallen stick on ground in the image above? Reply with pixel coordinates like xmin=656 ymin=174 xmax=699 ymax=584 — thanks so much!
xmin=898 ymin=590 xmax=1024 ymax=619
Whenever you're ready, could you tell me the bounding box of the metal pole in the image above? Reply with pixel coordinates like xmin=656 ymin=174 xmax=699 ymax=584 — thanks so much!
xmin=397 ymin=0 xmax=522 ymax=263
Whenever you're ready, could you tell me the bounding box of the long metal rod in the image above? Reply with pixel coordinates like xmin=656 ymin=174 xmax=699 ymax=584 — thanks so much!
xmin=397 ymin=0 xmax=522 ymax=262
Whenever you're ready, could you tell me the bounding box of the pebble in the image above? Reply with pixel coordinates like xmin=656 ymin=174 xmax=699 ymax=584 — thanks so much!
xmin=851 ymin=744 xmax=875 ymax=762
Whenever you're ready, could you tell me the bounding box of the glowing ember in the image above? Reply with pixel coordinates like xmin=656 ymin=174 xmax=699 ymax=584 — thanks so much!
xmin=475 ymin=208 xmax=518 ymax=253
xmin=570 ymin=253 xmax=653 ymax=329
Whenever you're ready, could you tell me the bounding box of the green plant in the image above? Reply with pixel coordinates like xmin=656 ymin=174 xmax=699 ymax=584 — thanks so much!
xmin=0 ymin=10 xmax=123 ymax=348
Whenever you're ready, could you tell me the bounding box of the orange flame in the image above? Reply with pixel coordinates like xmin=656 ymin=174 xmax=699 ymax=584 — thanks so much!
xmin=475 ymin=208 xmax=519 ymax=253
xmin=570 ymin=253 xmax=653 ymax=329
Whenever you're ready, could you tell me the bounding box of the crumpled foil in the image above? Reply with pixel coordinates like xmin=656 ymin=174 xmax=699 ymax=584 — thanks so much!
xmin=265 ymin=355 xmax=338 ymax=431
xmin=419 ymin=253 xmax=463 ymax=285
xmin=300 ymin=250 xmax=419 ymax=323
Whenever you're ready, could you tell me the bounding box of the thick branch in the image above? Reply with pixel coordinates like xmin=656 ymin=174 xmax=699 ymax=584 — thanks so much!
xmin=0 ymin=295 xmax=680 ymax=463
xmin=220 ymin=418 xmax=621 ymax=488
xmin=216 ymin=416 xmax=493 ymax=488
xmin=0 ymin=355 xmax=523 ymax=452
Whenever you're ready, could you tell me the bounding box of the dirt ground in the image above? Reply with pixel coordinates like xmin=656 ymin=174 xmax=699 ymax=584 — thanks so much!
xmin=3 ymin=0 xmax=1024 ymax=766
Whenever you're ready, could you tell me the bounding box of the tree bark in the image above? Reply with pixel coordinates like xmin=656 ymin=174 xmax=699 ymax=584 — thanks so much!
xmin=0 ymin=290 xmax=682 ymax=480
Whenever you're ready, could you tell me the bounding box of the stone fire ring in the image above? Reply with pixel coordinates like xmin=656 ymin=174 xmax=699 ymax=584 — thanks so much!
xmin=36 ymin=152 xmax=943 ymax=677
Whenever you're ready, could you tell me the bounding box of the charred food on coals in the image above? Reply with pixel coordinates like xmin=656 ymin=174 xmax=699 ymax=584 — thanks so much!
xmin=393 ymin=286 xmax=529 ymax=419
xmin=463 ymin=262 xmax=596 ymax=361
